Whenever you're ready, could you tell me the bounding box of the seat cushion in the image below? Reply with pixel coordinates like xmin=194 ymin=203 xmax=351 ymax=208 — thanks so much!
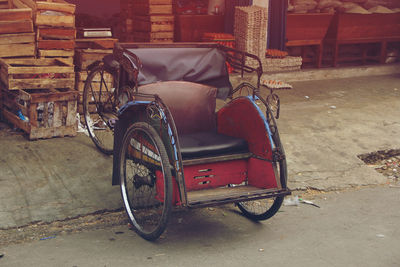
xmin=179 ymin=132 xmax=249 ymax=160
xmin=138 ymin=81 xmax=217 ymax=135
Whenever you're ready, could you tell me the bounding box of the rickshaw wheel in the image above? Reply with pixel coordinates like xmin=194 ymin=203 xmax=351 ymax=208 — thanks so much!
xmin=237 ymin=196 xmax=284 ymax=221
xmin=237 ymin=158 xmax=287 ymax=221
xmin=83 ymin=64 xmax=118 ymax=155
xmin=119 ymin=122 xmax=173 ymax=241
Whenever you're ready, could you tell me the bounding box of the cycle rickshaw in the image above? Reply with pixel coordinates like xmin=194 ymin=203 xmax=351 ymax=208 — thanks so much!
xmin=83 ymin=43 xmax=290 ymax=240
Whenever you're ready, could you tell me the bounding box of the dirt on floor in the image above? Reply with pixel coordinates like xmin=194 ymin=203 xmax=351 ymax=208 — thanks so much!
xmin=358 ymin=149 xmax=400 ymax=182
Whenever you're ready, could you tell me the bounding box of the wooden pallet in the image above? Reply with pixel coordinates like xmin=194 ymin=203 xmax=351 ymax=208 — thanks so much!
xmin=0 ymin=58 xmax=75 ymax=90
xmin=0 ymin=32 xmax=35 ymax=58
xmin=2 ymin=87 xmax=78 ymax=139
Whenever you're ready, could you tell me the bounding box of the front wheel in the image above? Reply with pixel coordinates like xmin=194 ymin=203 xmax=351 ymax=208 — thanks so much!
xmin=119 ymin=122 xmax=173 ymax=241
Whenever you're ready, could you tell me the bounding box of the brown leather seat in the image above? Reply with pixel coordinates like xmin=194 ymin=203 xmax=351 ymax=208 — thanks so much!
xmin=138 ymin=81 xmax=217 ymax=134
xmin=138 ymin=81 xmax=248 ymax=159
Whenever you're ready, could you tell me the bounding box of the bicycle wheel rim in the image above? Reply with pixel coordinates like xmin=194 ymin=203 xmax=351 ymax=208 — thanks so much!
xmin=83 ymin=65 xmax=116 ymax=154
xmin=120 ymin=123 xmax=172 ymax=240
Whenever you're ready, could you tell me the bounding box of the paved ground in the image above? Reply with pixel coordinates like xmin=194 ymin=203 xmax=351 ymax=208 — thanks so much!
xmin=0 ymin=70 xmax=399 ymax=228
xmin=1 ymin=186 xmax=399 ymax=267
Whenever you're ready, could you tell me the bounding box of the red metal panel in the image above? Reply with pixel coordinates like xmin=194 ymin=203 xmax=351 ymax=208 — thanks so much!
xmin=183 ymin=159 xmax=247 ymax=191
xmin=247 ymin=157 xmax=278 ymax=189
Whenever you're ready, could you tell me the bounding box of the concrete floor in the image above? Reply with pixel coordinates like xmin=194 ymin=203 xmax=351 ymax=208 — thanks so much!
xmin=1 ymin=186 xmax=399 ymax=267
xmin=0 ymin=70 xmax=399 ymax=229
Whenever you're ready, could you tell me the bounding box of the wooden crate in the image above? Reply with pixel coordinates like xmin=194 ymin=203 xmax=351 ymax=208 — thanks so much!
xmin=20 ymin=0 xmax=75 ymax=28
xmin=74 ymin=49 xmax=113 ymax=71
xmin=75 ymin=70 xmax=114 ymax=92
xmin=2 ymin=87 xmax=78 ymax=139
xmin=0 ymin=58 xmax=75 ymax=90
xmin=0 ymin=0 xmax=33 ymax=34
xmin=132 ymin=15 xmax=174 ymax=32
xmin=37 ymin=27 xmax=76 ymax=40
xmin=38 ymin=49 xmax=74 ymax=66
xmin=75 ymin=38 xmax=118 ymax=49
xmin=131 ymin=2 xmax=173 ymax=15
xmin=37 ymin=39 xmax=75 ymax=50
xmin=0 ymin=32 xmax=35 ymax=58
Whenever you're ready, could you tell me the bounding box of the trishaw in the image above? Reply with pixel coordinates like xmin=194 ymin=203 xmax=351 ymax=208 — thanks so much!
xmin=83 ymin=43 xmax=291 ymax=240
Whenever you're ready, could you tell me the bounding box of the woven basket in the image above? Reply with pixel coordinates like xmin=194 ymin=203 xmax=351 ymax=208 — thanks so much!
xmin=234 ymin=5 xmax=268 ymax=64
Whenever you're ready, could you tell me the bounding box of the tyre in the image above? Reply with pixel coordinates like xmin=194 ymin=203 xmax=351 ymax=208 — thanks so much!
xmin=83 ymin=64 xmax=119 ymax=154
xmin=237 ymin=196 xmax=284 ymax=221
xmin=119 ymin=122 xmax=173 ymax=240
xmin=237 ymin=159 xmax=286 ymax=221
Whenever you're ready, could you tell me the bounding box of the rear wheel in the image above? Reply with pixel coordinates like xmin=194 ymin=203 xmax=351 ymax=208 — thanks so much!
xmin=238 ymin=159 xmax=286 ymax=221
xmin=237 ymin=196 xmax=284 ymax=221
xmin=119 ymin=122 xmax=173 ymax=241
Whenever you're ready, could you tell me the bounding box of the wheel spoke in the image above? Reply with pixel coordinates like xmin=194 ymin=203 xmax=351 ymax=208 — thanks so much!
xmin=120 ymin=122 xmax=172 ymax=240
xmin=83 ymin=65 xmax=117 ymax=154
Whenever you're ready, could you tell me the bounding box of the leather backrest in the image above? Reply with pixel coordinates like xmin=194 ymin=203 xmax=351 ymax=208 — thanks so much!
xmin=138 ymin=81 xmax=217 ymax=134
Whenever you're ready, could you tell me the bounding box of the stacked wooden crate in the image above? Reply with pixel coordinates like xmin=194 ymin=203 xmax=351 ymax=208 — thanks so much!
xmin=0 ymin=0 xmax=35 ymax=59
xmin=74 ymin=37 xmax=118 ymax=114
xmin=0 ymin=57 xmax=78 ymax=139
xmin=120 ymin=0 xmax=174 ymax=42
xmin=74 ymin=48 xmax=113 ymax=114
xmin=21 ymin=0 xmax=76 ymax=65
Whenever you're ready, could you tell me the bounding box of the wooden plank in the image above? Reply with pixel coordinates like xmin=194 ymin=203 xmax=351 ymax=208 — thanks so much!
xmin=6 ymin=65 xmax=73 ymax=74
xmin=38 ymin=49 xmax=74 ymax=57
xmin=133 ymin=31 xmax=173 ymax=39
xmin=0 ymin=43 xmax=35 ymax=57
xmin=17 ymin=0 xmax=36 ymax=11
xmin=75 ymin=38 xmax=118 ymax=49
xmin=37 ymin=27 xmax=76 ymax=40
xmin=0 ymin=20 xmax=33 ymax=34
xmin=0 ymin=32 xmax=35 ymax=44
xmin=52 ymin=101 xmax=62 ymax=128
xmin=134 ymin=0 xmax=172 ymax=4
xmin=37 ymin=39 xmax=75 ymax=49
xmin=132 ymin=15 xmax=174 ymax=32
xmin=1 ymin=57 xmax=71 ymax=66
xmin=74 ymin=49 xmax=112 ymax=70
xmin=131 ymin=4 xmax=173 ymax=15
xmin=0 ymin=8 xmax=31 ymax=20
xmin=35 ymin=0 xmax=75 ymax=14
xmin=29 ymin=90 xmax=77 ymax=103
xmin=65 ymin=100 xmax=76 ymax=126
xmin=134 ymin=14 xmax=174 ymax=23
xmin=8 ymin=78 xmax=75 ymax=90
xmin=12 ymin=0 xmax=30 ymax=9
xmin=35 ymin=13 xmax=74 ymax=27
xmin=2 ymin=108 xmax=31 ymax=132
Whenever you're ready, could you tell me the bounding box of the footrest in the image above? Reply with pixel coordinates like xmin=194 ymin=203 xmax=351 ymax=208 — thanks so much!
xmin=187 ymin=185 xmax=291 ymax=208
